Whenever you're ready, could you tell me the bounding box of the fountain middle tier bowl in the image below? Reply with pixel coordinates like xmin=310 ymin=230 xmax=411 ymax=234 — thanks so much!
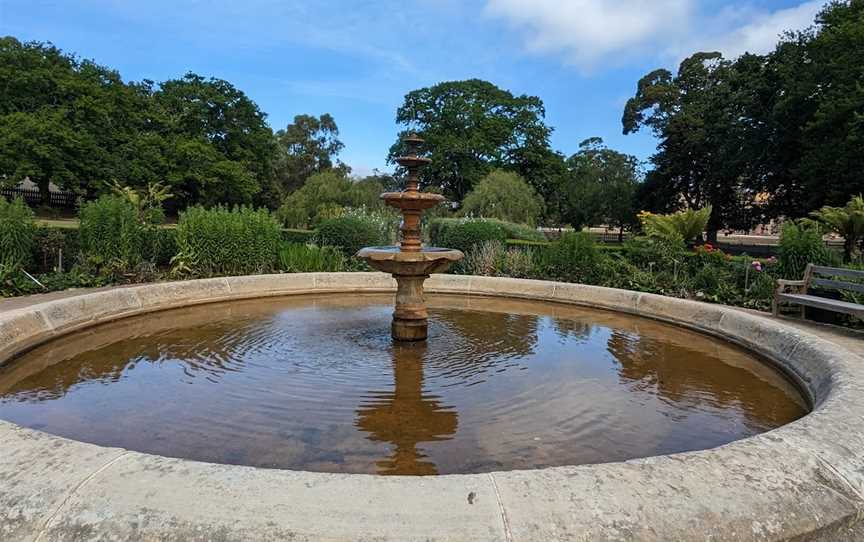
xmin=357 ymin=246 xmax=464 ymax=275
xmin=380 ymin=191 xmax=445 ymax=211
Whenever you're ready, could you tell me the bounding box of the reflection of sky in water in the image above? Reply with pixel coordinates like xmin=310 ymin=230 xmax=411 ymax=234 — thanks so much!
xmin=0 ymin=294 xmax=806 ymax=475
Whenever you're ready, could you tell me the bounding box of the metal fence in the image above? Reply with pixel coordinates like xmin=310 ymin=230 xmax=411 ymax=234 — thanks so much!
xmin=0 ymin=186 xmax=77 ymax=208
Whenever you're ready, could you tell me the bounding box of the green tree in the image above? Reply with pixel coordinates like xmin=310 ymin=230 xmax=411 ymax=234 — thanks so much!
xmin=562 ymin=138 xmax=641 ymax=238
xmin=274 ymin=114 xmax=348 ymax=194
xmin=0 ymin=38 xmax=149 ymax=203
xmin=623 ymin=52 xmax=756 ymax=242
xmin=460 ymin=170 xmax=543 ymax=226
xmin=154 ymin=72 xmax=278 ymax=208
xmin=276 ymin=170 xmax=384 ymax=228
xmin=387 ymin=79 xmax=554 ymax=202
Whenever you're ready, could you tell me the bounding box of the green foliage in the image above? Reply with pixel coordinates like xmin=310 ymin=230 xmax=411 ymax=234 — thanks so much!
xmin=810 ymin=195 xmax=864 ymax=262
xmin=173 ymin=206 xmax=281 ymax=277
xmin=777 ymin=221 xmax=838 ymax=279
xmin=316 ymin=215 xmax=387 ymax=257
xmin=79 ymin=195 xmax=159 ymax=273
xmin=278 ymin=243 xmax=346 ymax=273
xmin=274 ymin=114 xmax=348 ymax=194
xmin=388 ymin=79 xmax=554 ymax=201
xmin=282 ymin=228 xmax=316 ymax=244
xmin=625 ymin=2 xmax=864 ymax=234
xmin=561 ymin=138 xmax=641 ymax=232
xmin=276 ymin=170 xmax=387 ymax=229
xmin=429 ymin=218 xmax=507 ymax=254
xmin=537 ymin=231 xmax=603 ymax=283
xmin=460 ymin=170 xmax=543 ymax=226
xmin=639 ymin=207 xmax=712 ymax=245
xmin=0 ymin=197 xmax=36 ymax=268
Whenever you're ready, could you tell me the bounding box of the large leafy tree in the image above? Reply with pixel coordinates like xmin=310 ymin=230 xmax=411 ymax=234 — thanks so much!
xmin=562 ymin=138 xmax=641 ymax=238
xmin=274 ymin=113 xmax=348 ymax=194
xmin=623 ymin=52 xmax=759 ymax=241
xmin=0 ymin=37 xmax=150 ymax=203
xmin=778 ymin=0 xmax=864 ymax=214
xmin=154 ymin=73 xmax=278 ymax=208
xmin=387 ymin=79 xmax=554 ymax=202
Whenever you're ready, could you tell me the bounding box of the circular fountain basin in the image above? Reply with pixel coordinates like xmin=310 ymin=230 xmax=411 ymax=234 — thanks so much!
xmin=0 ymin=294 xmax=806 ymax=475
xmin=1 ymin=273 xmax=863 ymax=541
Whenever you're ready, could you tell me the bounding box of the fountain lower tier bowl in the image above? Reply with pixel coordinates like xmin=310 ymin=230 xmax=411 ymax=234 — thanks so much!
xmin=356 ymin=246 xmax=464 ymax=275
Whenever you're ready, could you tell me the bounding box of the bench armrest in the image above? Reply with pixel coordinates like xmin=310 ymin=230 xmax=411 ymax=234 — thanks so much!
xmin=776 ymin=279 xmax=806 ymax=293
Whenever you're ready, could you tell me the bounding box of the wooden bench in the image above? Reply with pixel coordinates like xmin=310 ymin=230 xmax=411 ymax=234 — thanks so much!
xmin=773 ymin=264 xmax=864 ymax=319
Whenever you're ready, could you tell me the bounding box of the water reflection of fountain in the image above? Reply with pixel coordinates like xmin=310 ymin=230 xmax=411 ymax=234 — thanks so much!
xmin=354 ymin=341 xmax=457 ymax=475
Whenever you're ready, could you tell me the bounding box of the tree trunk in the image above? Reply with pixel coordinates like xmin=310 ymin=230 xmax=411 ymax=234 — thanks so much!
xmin=706 ymin=229 xmax=718 ymax=244
xmin=37 ymin=178 xmax=50 ymax=207
xmin=617 ymin=227 xmax=624 ymax=243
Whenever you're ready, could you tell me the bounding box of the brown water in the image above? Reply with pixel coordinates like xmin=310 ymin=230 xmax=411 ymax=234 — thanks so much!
xmin=0 ymin=294 xmax=807 ymax=475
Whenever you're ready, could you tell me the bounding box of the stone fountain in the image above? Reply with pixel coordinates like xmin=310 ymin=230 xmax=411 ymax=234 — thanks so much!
xmin=357 ymin=134 xmax=463 ymax=341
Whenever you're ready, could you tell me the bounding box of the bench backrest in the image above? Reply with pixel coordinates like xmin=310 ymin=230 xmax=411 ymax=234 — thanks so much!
xmin=805 ymin=264 xmax=864 ymax=295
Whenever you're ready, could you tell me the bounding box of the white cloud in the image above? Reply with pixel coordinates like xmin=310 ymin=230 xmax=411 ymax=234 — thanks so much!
xmin=485 ymin=0 xmax=823 ymax=70
xmin=680 ymin=1 xmax=822 ymax=59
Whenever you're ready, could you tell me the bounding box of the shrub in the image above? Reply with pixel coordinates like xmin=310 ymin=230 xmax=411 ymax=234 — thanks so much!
xmin=460 ymin=170 xmax=543 ymax=226
xmin=174 ymin=206 xmax=282 ymax=276
xmin=463 ymin=240 xmax=504 ymax=276
xmin=623 ymin=235 xmax=686 ymax=271
xmin=538 ymin=231 xmax=603 ymax=283
xmin=0 ymin=197 xmax=36 ymax=268
xmin=79 ymin=195 xmax=157 ymax=273
xmin=500 ymin=247 xmax=537 ymax=278
xmin=282 ymin=228 xmax=316 ymax=245
xmin=278 ymin=243 xmax=346 ymax=273
xmin=639 ymin=206 xmax=711 ymax=245
xmin=428 ymin=218 xmax=507 ymax=253
xmin=777 ymin=221 xmax=837 ymax=279
xmin=32 ymin=226 xmax=78 ymax=273
xmin=490 ymin=219 xmax=546 ymax=242
xmin=316 ymin=215 xmax=386 ymax=257
xmin=810 ymin=194 xmax=864 ymax=262
xmin=342 ymin=207 xmax=401 ymax=246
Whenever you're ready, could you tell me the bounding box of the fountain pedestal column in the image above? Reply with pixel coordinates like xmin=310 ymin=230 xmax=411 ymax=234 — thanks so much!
xmin=392 ymin=274 xmax=430 ymax=341
xmin=356 ymin=133 xmax=464 ymax=342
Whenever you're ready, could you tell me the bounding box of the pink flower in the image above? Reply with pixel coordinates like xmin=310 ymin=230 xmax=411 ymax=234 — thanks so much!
xmin=752 ymin=260 xmax=762 ymax=272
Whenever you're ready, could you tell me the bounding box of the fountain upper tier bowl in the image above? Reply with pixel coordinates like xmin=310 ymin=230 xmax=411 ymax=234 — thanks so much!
xmin=356 ymin=246 xmax=463 ymax=275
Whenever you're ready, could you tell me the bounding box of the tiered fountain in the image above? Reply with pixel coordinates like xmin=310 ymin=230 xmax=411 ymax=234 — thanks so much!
xmin=357 ymin=134 xmax=463 ymax=341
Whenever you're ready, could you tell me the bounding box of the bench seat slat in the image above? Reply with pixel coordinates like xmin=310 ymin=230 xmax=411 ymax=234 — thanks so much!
xmin=811 ymin=278 xmax=864 ymax=295
xmin=811 ymin=265 xmax=864 ymax=280
xmin=777 ymin=293 xmax=864 ymax=316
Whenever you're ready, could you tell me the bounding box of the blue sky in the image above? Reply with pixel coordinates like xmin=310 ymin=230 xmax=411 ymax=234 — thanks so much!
xmin=1 ymin=0 xmax=823 ymax=177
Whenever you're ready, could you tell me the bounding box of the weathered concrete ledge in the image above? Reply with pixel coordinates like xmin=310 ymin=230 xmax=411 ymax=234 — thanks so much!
xmin=1 ymin=272 xmax=863 ymax=541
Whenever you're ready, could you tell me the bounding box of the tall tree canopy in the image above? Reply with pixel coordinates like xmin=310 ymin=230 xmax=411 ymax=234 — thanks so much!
xmin=0 ymin=37 xmax=152 ymax=204
xmin=561 ymin=138 xmax=641 ymax=236
xmin=624 ymin=0 xmax=863 ymax=238
xmin=0 ymin=38 xmax=282 ymax=210
xmin=387 ymin=79 xmax=555 ymax=202
xmin=274 ymin=113 xmax=348 ymax=194
xmin=153 ymin=73 xmax=278 ymax=208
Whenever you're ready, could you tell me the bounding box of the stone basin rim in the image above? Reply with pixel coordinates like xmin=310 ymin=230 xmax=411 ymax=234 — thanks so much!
xmin=1 ymin=272 xmax=863 ymax=541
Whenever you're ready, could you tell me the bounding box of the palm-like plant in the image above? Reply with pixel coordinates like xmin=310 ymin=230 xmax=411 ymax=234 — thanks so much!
xmin=810 ymin=195 xmax=864 ymax=262
xmin=639 ymin=206 xmax=712 ymax=246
